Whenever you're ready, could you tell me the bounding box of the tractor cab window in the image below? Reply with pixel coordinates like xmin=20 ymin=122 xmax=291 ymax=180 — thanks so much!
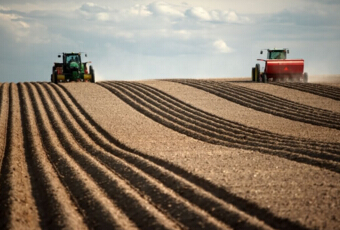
xmin=66 ymin=55 xmax=80 ymax=63
xmin=268 ymin=50 xmax=286 ymax=59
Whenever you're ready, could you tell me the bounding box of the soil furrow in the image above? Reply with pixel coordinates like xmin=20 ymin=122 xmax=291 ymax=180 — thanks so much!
xmin=123 ymin=82 xmax=275 ymax=136
xmin=227 ymin=81 xmax=340 ymax=114
xmin=98 ymin=82 xmax=340 ymax=172
xmin=130 ymin=81 xmax=340 ymax=151
xmin=0 ymin=84 xmax=40 ymax=229
xmin=115 ymin=82 xmax=267 ymax=142
xmin=25 ymin=83 xmax=139 ymax=230
xmin=0 ymin=84 xmax=9 ymax=171
xmin=272 ymin=82 xmax=340 ymax=101
xmin=18 ymin=83 xmax=88 ymax=229
xmin=57 ymin=83 xmax=311 ymax=230
xmin=48 ymin=83 xmax=276 ymax=230
xmin=168 ymin=79 xmax=340 ymax=130
xmin=37 ymin=83 xmax=190 ymax=230
xmin=116 ymin=81 xmax=340 ymax=155
xmin=42 ymin=83 xmax=238 ymax=230
xmin=209 ymin=79 xmax=340 ymax=121
xmin=207 ymin=80 xmax=338 ymax=118
xmin=193 ymin=80 xmax=337 ymax=120
xmin=210 ymin=80 xmax=340 ymax=121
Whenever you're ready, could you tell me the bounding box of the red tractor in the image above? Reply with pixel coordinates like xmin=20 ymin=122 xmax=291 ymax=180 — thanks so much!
xmin=252 ymin=48 xmax=308 ymax=83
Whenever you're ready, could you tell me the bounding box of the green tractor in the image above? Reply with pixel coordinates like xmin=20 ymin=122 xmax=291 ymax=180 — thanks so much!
xmin=51 ymin=52 xmax=95 ymax=84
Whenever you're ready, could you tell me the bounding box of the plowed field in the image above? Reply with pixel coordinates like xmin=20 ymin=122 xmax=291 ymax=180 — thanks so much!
xmin=0 ymin=79 xmax=340 ymax=230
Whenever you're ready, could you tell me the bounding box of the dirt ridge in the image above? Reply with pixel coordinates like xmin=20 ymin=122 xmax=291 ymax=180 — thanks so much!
xmin=1 ymin=80 xmax=338 ymax=229
xmin=18 ymin=83 xmax=87 ymax=229
xmin=271 ymin=82 xmax=340 ymax=101
xmin=0 ymin=84 xmax=9 ymax=170
xmin=31 ymin=82 xmax=174 ymax=230
xmin=53 ymin=82 xmax=280 ymax=229
xmin=97 ymin=81 xmax=340 ymax=174
xmin=58 ymin=83 xmax=313 ymax=230
xmin=120 ymin=81 xmax=340 ymax=151
xmin=0 ymin=84 xmax=40 ymax=229
xmin=32 ymin=81 xmax=285 ymax=229
xmin=166 ymin=79 xmax=340 ymax=130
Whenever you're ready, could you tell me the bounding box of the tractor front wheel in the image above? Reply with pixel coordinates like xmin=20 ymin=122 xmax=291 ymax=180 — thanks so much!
xmin=262 ymin=74 xmax=268 ymax=83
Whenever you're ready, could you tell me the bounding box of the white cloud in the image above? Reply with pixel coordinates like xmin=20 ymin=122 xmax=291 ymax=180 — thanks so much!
xmin=0 ymin=5 xmax=10 ymax=11
xmin=128 ymin=4 xmax=152 ymax=17
xmin=226 ymin=11 xmax=238 ymax=22
xmin=77 ymin=3 xmax=113 ymax=22
xmin=173 ymin=30 xmax=191 ymax=40
xmin=78 ymin=2 xmax=114 ymax=22
xmin=80 ymin=2 xmax=109 ymax=13
xmin=0 ymin=12 xmax=30 ymax=42
xmin=213 ymin=39 xmax=233 ymax=53
xmin=147 ymin=1 xmax=184 ymax=18
xmin=210 ymin=10 xmax=221 ymax=21
xmin=96 ymin=12 xmax=109 ymax=21
xmin=185 ymin=7 xmax=248 ymax=23
xmin=185 ymin=7 xmax=211 ymax=21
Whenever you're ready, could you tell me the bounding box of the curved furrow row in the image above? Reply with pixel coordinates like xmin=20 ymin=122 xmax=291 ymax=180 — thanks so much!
xmin=209 ymin=81 xmax=338 ymax=118
xmin=23 ymin=82 xmax=139 ymax=229
xmin=204 ymin=80 xmax=340 ymax=122
xmin=272 ymin=82 xmax=340 ymax=101
xmin=98 ymin=82 xmax=340 ymax=174
xmin=0 ymin=84 xmax=40 ymax=229
xmin=45 ymin=81 xmax=277 ymax=230
xmin=41 ymin=81 xmax=242 ymax=229
xmin=188 ymin=80 xmax=338 ymax=119
xmin=167 ymin=79 xmax=340 ymax=130
xmin=29 ymin=82 xmax=178 ymax=230
xmin=0 ymin=84 xmax=9 ymax=170
xmin=116 ymin=81 xmax=340 ymax=154
xmin=57 ymin=83 xmax=311 ymax=230
xmin=18 ymin=83 xmax=88 ymax=229
xmin=44 ymin=81 xmax=281 ymax=230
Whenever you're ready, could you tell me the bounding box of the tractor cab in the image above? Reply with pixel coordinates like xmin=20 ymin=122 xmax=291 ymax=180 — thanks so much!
xmin=58 ymin=53 xmax=82 ymax=72
xmin=66 ymin=53 xmax=81 ymax=65
xmin=260 ymin=48 xmax=289 ymax=60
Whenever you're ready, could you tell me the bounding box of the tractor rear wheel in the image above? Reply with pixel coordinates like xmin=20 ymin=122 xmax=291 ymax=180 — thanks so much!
xmin=51 ymin=66 xmax=55 ymax=83
xmin=262 ymin=74 xmax=268 ymax=83
xmin=251 ymin=67 xmax=255 ymax=82
xmin=53 ymin=70 xmax=58 ymax=84
xmin=255 ymin=64 xmax=260 ymax=82
xmin=90 ymin=66 xmax=95 ymax=83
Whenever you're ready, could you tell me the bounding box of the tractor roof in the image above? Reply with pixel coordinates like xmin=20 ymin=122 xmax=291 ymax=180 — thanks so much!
xmin=260 ymin=48 xmax=289 ymax=55
xmin=266 ymin=48 xmax=288 ymax=51
xmin=63 ymin=52 xmax=81 ymax=55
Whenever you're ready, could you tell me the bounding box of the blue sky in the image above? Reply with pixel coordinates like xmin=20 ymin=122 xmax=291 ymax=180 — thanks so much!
xmin=0 ymin=0 xmax=339 ymax=82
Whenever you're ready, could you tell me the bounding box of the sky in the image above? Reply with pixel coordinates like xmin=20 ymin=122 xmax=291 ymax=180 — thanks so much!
xmin=0 ymin=0 xmax=339 ymax=82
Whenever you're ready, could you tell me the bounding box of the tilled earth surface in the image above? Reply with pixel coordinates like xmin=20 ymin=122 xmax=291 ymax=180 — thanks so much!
xmin=0 ymin=77 xmax=340 ymax=230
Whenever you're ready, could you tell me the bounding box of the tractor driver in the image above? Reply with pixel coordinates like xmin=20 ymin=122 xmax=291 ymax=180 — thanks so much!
xmin=270 ymin=51 xmax=286 ymax=59
xmin=277 ymin=51 xmax=286 ymax=59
